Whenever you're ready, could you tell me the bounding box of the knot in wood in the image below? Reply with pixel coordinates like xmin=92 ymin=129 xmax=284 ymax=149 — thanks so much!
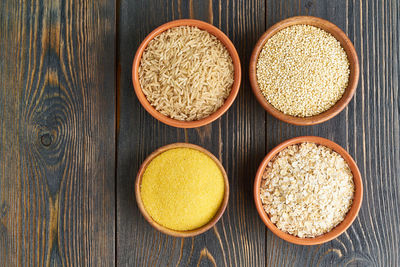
xmin=0 ymin=203 xmax=8 ymax=218
xmin=305 ymin=1 xmax=313 ymax=8
xmin=40 ymin=133 xmax=52 ymax=146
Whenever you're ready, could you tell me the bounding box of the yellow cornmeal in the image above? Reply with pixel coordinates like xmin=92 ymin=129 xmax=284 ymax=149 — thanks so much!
xmin=140 ymin=148 xmax=225 ymax=231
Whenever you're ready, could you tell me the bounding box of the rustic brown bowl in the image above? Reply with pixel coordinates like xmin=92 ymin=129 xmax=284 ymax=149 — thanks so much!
xmin=135 ymin=143 xmax=230 ymax=237
xmin=132 ymin=19 xmax=241 ymax=128
xmin=254 ymin=136 xmax=363 ymax=245
xmin=249 ymin=16 xmax=359 ymax=125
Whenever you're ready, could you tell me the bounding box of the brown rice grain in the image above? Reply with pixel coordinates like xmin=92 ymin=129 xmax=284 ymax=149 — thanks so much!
xmin=139 ymin=26 xmax=234 ymax=121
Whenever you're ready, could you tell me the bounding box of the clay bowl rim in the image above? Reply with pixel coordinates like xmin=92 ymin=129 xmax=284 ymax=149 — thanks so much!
xmin=253 ymin=136 xmax=363 ymax=245
xmin=132 ymin=19 xmax=242 ymax=128
xmin=135 ymin=142 xmax=230 ymax=237
xmin=249 ymin=16 xmax=360 ymax=126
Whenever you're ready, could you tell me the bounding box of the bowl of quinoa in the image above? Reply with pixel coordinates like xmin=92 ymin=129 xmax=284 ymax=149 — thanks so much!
xmin=249 ymin=16 xmax=359 ymax=125
xmin=253 ymin=136 xmax=363 ymax=245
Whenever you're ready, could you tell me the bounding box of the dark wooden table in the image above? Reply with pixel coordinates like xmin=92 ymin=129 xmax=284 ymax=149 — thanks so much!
xmin=1 ymin=0 xmax=399 ymax=266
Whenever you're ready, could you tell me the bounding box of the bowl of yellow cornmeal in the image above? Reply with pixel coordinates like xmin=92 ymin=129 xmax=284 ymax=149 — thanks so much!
xmin=135 ymin=143 xmax=229 ymax=237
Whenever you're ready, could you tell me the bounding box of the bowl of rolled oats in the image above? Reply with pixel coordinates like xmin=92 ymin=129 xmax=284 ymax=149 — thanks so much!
xmin=254 ymin=136 xmax=363 ymax=245
xmin=249 ymin=16 xmax=359 ymax=125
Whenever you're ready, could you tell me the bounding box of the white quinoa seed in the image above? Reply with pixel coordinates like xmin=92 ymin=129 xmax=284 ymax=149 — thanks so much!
xmin=260 ymin=143 xmax=354 ymax=238
xmin=256 ymin=25 xmax=350 ymax=117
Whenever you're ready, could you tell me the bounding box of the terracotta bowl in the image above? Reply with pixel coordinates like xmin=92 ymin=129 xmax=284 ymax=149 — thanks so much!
xmin=135 ymin=143 xmax=230 ymax=237
xmin=132 ymin=19 xmax=241 ymax=128
xmin=249 ymin=16 xmax=360 ymax=125
xmin=254 ymin=136 xmax=363 ymax=245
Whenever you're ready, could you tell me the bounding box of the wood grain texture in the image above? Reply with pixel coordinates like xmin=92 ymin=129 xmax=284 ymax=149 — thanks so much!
xmin=1 ymin=0 xmax=399 ymax=266
xmin=0 ymin=0 xmax=115 ymax=266
xmin=264 ymin=0 xmax=400 ymax=266
xmin=119 ymin=0 xmax=399 ymax=266
xmin=117 ymin=0 xmax=266 ymax=266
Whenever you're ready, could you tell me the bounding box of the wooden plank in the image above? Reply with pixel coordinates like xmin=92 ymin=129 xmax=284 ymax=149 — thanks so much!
xmin=265 ymin=0 xmax=400 ymax=266
xmin=117 ymin=0 xmax=266 ymax=266
xmin=0 ymin=0 xmax=115 ymax=265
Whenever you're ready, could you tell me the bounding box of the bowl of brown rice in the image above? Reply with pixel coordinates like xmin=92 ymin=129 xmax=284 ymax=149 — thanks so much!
xmin=132 ymin=19 xmax=241 ymax=128
xmin=249 ymin=16 xmax=359 ymax=125
xmin=254 ymin=136 xmax=363 ymax=245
